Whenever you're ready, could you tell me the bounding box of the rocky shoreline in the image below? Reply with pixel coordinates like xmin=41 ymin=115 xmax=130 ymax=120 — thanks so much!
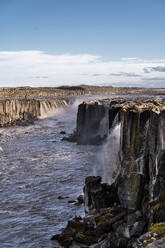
xmin=52 ymin=97 xmax=165 ymax=247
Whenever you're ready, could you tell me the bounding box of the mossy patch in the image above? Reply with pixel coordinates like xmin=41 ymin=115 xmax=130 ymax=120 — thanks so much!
xmin=149 ymin=222 xmax=165 ymax=236
xmin=143 ymin=237 xmax=157 ymax=247
xmin=152 ymin=203 xmax=165 ymax=213
xmin=141 ymin=223 xmax=165 ymax=247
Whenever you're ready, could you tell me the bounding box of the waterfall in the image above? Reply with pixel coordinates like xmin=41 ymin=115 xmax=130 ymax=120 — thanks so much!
xmin=39 ymin=100 xmax=68 ymax=119
xmin=160 ymin=118 xmax=165 ymax=150
xmin=95 ymin=122 xmax=121 ymax=184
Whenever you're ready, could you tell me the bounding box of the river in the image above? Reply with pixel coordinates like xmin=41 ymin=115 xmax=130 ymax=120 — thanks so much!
xmin=0 ymin=98 xmax=98 ymax=248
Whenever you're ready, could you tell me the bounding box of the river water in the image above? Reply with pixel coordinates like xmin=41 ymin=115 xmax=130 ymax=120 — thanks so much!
xmin=0 ymin=98 xmax=98 ymax=248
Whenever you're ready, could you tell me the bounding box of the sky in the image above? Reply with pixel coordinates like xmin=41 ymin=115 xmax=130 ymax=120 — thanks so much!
xmin=0 ymin=0 xmax=165 ymax=87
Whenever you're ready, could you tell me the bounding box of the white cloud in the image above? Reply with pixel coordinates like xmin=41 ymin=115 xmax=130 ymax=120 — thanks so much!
xmin=0 ymin=50 xmax=165 ymax=87
xmin=120 ymin=57 xmax=138 ymax=61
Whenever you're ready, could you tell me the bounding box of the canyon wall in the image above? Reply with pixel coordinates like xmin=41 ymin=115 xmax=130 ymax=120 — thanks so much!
xmin=0 ymin=98 xmax=68 ymax=127
xmin=54 ymin=98 xmax=165 ymax=247
xmin=0 ymin=85 xmax=165 ymax=128
xmin=77 ymin=98 xmax=165 ymax=213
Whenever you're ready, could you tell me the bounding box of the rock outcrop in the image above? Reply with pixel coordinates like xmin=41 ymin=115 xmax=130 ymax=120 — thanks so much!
xmin=84 ymin=176 xmax=119 ymax=213
xmin=0 ymin=98 xmax=68 ymax=127
xmin=52 ymin=97 xmax=165 ymax=247
xmin=77 ymin=98 xmax=165 ymax=212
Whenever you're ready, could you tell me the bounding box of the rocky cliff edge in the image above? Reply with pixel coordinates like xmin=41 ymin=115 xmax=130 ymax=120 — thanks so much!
xmin=52 ymin=97 xmax=165 ymax=247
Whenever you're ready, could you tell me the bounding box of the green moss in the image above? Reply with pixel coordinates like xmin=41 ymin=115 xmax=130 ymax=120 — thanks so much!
xmin=149 ymin=222 xmax=165 ymax=236
xmin=152 ymin=203 xmax=165 ymax=213
xmin=95 ymin=213 xmax=112 ymax=226
xmin=143 ymin=237 xmax=157 ymax=247
xmin=141 ymin=223 xmax=165 ymax=247
xmin=88 ymin=210 xmax=97 ymax=216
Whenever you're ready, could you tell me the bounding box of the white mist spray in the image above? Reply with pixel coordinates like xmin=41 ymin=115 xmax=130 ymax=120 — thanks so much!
xmin=39 ymin=100 xmax=68 ymax=119
xmin=160 ymin=118 xmax=165 ymax=150
xmin=95 ymin=123 xmax=121 ymax=184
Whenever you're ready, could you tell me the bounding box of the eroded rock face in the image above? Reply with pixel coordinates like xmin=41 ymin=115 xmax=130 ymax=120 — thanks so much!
xmin=52 ymin=98 xmax=165 ymax=247
xmin=77 ymin=99 xmax=165 ymax=212
xmin=83 ymin=176 xmax=119 ymax=213
xmin=0 ymin=98 xmax=68 ymax=127
xmin=77 ymin=103 xmax=110 ymax=144
xmin=52 ymin=207 xmax=147 ymax=247
xmin=0 ymin=99 xmax=39 ymax=126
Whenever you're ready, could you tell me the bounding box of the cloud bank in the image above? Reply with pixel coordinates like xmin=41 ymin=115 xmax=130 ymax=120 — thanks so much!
xmin=0 ymin=50 xmax=165 ymax=87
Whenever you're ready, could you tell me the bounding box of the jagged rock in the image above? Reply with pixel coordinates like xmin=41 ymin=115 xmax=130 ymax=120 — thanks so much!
xmin=51 ymin=216 xmax=99 ymax=247
xmin=68 ymin=200 xmax=77 ymax=204
xmin=51 ymin=98 xmax=165 ymax=247
xmin=76 ymin=98 xmax=165 ymax=211
xmin=145 ymin=237 xmax=165 ymax=247
xmin=58 ymin=196 xmax=69 ymax=200
xmin=77 ymin=195 xmax=84 ymax=204
xmin=52 ymin=200 xmax=148 ymax=247
xmin=90 ymin=232 xmax=127 ymax=248
xmin=62 ymin=131 xmax=77 ymax=142
xmin=60 ymin=131 xmax=66 ymax=134
xmin=129 ymin=222 xmax=165 ymax=247
xmin=152 ymin=203 xmax=165 ymax=223
xmin=83 ymin=176 xmax=119 ymax=213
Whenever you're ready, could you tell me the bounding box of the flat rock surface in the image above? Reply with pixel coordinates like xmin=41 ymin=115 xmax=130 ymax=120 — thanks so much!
xmin=83 ymin=98 xmax=165 ymax=114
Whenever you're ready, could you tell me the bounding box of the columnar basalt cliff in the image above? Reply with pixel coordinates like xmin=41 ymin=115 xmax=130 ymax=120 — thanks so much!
xmin=0 ymin=98 xmax=68 ymax=127
xmin=0 ymin=86 xmax=165 ymax=127
xmin=52 ymin=98 xmax=165 ymax=247
xmin=77 ymin=98 xmax=165 ymax=211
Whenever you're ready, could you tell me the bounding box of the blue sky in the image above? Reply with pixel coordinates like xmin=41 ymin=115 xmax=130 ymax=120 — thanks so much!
xmin=0 ymin=0 xmax=165 ymax=87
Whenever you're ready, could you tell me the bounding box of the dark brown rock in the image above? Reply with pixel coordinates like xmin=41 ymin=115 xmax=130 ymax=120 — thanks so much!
xmin=84 ymin=176 xmax=119 ymax=213
xmin=51 ymin=97 xmax=165 ymax=247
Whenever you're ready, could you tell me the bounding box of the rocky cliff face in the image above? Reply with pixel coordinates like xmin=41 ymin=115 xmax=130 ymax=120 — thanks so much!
xmin=52 ymin=98 xmax=165 ymax=247
xmin=0 ymin=98 xmax=68 ymax=127
xmin=0 ymin=85 xmax=165 ymax=127
xmin=77 ymin=98 xmax=165 ymax=212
